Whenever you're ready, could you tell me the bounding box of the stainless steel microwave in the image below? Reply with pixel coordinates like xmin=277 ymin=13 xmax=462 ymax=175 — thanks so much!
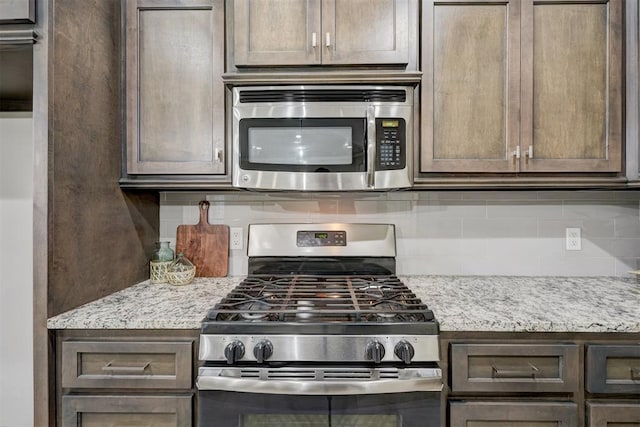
xmin=232 ymin=85 xmax=413 ymax=191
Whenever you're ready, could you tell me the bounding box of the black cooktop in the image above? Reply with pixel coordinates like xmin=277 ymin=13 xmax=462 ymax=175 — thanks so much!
xmin=202 ymin=274 xmax=438 ymax=335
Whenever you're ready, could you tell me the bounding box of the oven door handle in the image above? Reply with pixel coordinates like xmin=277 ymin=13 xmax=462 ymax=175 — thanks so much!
xmin=366 ymin=105 xmax=376 ymax=189
xmin=197 ymin=369 xmax=442 ymax=395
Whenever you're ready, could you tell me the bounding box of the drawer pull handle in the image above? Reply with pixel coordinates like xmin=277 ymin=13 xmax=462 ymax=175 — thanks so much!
xmin=631 ymin=367 xmax=640 ymax=380
xmin=492 ymin=364 xmax=539 ymax=379
xmin=102 ymin=361 xmax=150 ymax=373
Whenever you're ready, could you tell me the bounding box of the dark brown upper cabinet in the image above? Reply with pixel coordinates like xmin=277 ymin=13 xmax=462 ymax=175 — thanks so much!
xmin=232 ymin=0 xmax=410 ymax=67
xmin=124 ymin=0 xmax=225 ymax=177
xmin=421 ymin=0 xmax=622 ymax=175
xmin=0 ymin=0 xmax=35 ymax=24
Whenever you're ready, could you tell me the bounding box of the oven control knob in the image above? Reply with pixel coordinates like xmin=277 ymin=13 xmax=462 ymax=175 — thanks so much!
xmin=253 ymin=340 xmax=273 ymax=363
xmin=394 ymin=340 xmax=415 ymax=365
xmin=224 ymin=340 xmax=245 ymax=364
xmin=365 ymin=340 xmax=386 ymax=364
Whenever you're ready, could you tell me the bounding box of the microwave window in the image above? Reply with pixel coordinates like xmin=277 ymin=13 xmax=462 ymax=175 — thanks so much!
xmin=248 ymin=127 xmax=353 ymax=165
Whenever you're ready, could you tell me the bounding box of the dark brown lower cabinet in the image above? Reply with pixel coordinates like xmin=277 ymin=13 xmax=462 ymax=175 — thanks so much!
xmin=444 ymin=335 xmax=640 ymax=427
xmin=56 ymin=330 xmax=198 ymax=427
xmin=450 ymin=343 xmax=579 ymax=394
xmin=586 ymin=402 xmax=640 ymax=427
xmin=62 ymin=395 xmax=192 ymax=427
xmin=586 ymin=345 xmax=640 ymax=395
xmin=450 ymin=401 xmax=578 ymax=427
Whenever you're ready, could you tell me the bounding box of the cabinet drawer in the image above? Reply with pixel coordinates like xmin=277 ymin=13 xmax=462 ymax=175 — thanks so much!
xmin=587 ymin=345 xmax=640 ymax=394
xmin=451 ymin=343 xmax=579 ymax=393
xmin=61 ymin=395 xmax=192 ymax=427
xmin=587 ymin=402 xmax=640 ymax=427
xmin=450 ymin=401 xmax=578 ymax=427
xmin=61 ymin=340 xmax=192 ymax=389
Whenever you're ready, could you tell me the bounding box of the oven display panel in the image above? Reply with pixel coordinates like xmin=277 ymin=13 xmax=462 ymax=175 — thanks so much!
xmin=297 ymin=230 xmax=347 ymax=247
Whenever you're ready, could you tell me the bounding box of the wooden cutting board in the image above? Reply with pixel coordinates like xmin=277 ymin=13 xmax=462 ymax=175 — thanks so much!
xmin=176 ymin=201 xmax=229 ymax=277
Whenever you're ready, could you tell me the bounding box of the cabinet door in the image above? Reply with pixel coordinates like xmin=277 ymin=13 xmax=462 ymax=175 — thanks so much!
xmin=587 ymin=345 xmax=640 ymax=394
xmin=126 ymin=0 xmax=225 ymax=175
xmin=233 ymin=0 xmax=321 ymax=66
xmin=521 ymin=0 xmax=622 ymax=173
xmin=321 ymin=0 xmax=409 ymax=65
xmin=62 ymin=395 xmax=192 ymax=427
xmin=0 ymin=0 xmax=34 ymax=23
xmin=587 ymin=402 xmax=640 ymax=427
xmin=450 ymin=401 xmax=578 ymax=427
xmin=421 ymin=0 xmax=520 ymax=173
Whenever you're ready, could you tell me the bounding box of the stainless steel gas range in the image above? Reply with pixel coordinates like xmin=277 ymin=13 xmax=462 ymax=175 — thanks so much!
xmin=197 ymin=223 xmax=441 ymax=427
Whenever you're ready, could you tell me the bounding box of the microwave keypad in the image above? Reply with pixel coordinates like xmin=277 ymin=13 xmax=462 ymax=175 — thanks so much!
xmin=376 ymin=119 xmax=406 ymax=170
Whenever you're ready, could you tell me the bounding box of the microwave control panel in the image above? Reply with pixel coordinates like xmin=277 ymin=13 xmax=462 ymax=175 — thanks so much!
xmin=376 ymin=119 xmax=406 ymax=170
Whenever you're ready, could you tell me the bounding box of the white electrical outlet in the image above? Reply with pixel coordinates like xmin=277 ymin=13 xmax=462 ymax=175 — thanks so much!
xmin=566 ymin=227 xmax=582 ymax=251
xmin=230 ymin=227 xmax=243 ymax=250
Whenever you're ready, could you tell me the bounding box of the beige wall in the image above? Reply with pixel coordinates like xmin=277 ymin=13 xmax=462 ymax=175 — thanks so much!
xmin=0 ymin=113 xmax=33 ymax=427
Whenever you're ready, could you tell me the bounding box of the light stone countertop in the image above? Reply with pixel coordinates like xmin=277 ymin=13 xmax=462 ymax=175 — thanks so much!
xmin=47 ymin=276 xmax=640 ymax=333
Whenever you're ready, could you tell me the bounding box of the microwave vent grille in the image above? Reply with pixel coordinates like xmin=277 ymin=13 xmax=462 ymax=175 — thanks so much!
xmin=239 ymin=89 xmax=407 ymax=103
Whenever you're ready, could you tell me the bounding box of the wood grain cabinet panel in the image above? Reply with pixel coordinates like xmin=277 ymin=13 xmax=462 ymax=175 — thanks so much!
xmin=322 ymin=0 xmax=408 ymax=65
xmin=587 ymin=345 xmax=640 ymax=394
xmin=587 ymin=402 xmax=640 ymax=427
xmin=233 ymin=0 xmax=321 ymax=66
xmin=420 ymin=0 xmax=622 ymax=175
xmin=0 ymin=0 xmax=34 ymax=23
xmin=450 ymin=401 xmax=578 ymax=427
xmin=521 ymin=0 xmax=622 ymax=173
xmin=421 ymin=0 xmax=520 ymax=173
xmin=125 ymin=0 xmax=225 ymax=175
xmin=61 ymin=340 xmax=192 ymax=389
xmin=61 ymin=395 xmax=192 ymax=427
xmin=451 ymin=343 xmax=579 ymax=393
xmin=233 ymin=0 xmax=408 ymax=66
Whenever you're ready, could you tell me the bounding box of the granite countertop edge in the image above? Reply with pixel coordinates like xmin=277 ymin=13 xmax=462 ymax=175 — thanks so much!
xmin=47 ymin=275 xmax=640 ymax=333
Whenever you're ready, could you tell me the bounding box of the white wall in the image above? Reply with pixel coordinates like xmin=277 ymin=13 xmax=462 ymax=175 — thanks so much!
xmin=160 ymin=190 xmax=640 ymax=277
xmin=0 ymin=113 xmax=33 ymax=427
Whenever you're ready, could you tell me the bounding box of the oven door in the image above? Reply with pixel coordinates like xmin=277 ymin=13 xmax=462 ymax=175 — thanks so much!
xmin=197 ymin=367 xmax=441 ymax=427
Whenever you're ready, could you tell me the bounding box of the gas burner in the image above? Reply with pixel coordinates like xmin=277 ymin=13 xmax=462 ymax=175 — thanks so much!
xmin=207 ymin=274 xmax=434 ymax=324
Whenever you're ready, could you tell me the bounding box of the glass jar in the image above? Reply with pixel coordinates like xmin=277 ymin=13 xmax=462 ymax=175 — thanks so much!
xmin=151 ymin=241 xmax=174 ymax=262
xmin=166 ymin=252 xmax=196 ymax=285
xmin=169 ymin=252 xmax=194 ymax=272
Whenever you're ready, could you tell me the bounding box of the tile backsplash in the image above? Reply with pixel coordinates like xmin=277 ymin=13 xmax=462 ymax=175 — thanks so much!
xmin=160 ymin=190 xmax=640 ymax=277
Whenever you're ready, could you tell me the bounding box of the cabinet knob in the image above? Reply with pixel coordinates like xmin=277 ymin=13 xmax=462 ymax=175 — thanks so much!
xmin=325 ymin=32 xmax=331 ymax=47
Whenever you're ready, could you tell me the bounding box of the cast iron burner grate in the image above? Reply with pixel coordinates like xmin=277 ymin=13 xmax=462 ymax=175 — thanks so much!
xmin=207 ymin=275 xmax=434 ymax=323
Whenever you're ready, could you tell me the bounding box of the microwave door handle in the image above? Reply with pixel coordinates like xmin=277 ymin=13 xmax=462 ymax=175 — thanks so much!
xmin=366 ymin=106 xmax=376 ymax=188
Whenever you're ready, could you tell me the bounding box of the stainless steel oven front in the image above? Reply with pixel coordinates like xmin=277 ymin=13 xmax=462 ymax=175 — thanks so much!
xmin=196 ymin=223 xmax=441 ymax=426
xmin=232 ymin=85 xmax=414 ymax=191
xmin=197 ymin=367 xmax=441 ymax=427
